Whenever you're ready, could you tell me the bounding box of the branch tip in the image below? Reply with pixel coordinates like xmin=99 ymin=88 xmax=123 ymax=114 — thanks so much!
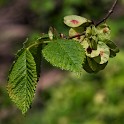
xmin=95 ymin=0 xmax=118 ymax=27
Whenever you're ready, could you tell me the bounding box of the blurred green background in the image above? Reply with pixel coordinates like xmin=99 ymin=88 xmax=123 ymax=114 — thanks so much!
xmin=0 ymin=0 xmax=124 ymax=124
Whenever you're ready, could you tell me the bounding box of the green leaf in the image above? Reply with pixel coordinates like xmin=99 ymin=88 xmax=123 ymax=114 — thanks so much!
xmin=110 ymin=49 xmax=116 ymax=58
xmin=87 ymin=57 xmax=98 ymax=72
xmin=91 ymin=26 xmax=97 ymax=35
xmin=7 ymin=49 xmax=37 ymax=114
xmin=86 ymin=27 xmax=92 ymax=36
xmin=42 ymin=39 xmax=85 ymax=73
xmin=83 ymin=58 xmax=94 ymax=73
xmin=99 ymin=62 xmax=108 ymax=71
xmin=64 ymin=15 xmax=91 ymax=27
xmin=113 ymin=47 xmax=119 ymax=53
xmin=83 ymin=56 xmax=108 ymax=73
xmin=24 ymin=35 xmax=51 ymax=78
xmin=93 ymin=55 xmax=101 ymax=63
xmin=87 ymin=57 xmax=108 ymax=72
xmin=29 ymin=45 xmax=42 ymax=79
xmin=103 ymin=40 xmax=116 ymax=49
xmin=103 ymin=40 xmax=119 ymax=53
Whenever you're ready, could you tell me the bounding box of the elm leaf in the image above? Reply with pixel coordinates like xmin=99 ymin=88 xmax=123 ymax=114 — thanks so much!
xmin=7 ymin=49 xmax=37 ymax=114
xmin=42 ymin=39 xmax=85 ymax=73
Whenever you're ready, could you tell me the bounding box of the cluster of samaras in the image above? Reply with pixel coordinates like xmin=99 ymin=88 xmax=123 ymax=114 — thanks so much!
xmin=62 ymin=15 xmax=119 ymax=73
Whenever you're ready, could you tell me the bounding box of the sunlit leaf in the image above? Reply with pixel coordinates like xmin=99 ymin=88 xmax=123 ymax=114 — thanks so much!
xmin=42 ymin=39 xmax=85 ymax=73
xmin=7 ymin=49 xmax=37 ymax=114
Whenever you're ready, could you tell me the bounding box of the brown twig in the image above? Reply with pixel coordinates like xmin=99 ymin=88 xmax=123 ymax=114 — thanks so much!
xmin=95 ymin=0 xmax=118 ymax=27
xmin=67 ymin=0 xmax=118 ymax=39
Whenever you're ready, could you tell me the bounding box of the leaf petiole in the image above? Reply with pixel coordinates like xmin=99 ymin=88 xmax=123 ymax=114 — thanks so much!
xmin=26 ymin=40 xmax=51 ymax=50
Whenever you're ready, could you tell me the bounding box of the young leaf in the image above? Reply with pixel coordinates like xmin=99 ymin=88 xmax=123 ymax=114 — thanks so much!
xmin=48 ymin=27 xmax=59 ymax=40
xmin=7 ymin=49 xmax=37 ymax=114
xmin=42 ymin=39 xmax=85 ymax=73
xmin=24 ymin=37 xmax=46 ymax=79
xmin=48 ymin=27 xmax=54 ymax=40
xmin=64 ymin=15 xmax=91 ymax=27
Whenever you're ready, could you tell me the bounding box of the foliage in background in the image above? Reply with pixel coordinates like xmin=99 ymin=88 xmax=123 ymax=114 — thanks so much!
xmin=0 ymin=0 xmax=9 ymax=7
xmin=0 ymin=87 xmax=12 ymax=109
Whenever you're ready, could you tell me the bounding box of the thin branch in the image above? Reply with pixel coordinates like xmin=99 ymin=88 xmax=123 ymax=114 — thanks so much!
xmin=95 ymin=0 xmax=118 ymax=27
xmin=27 ymin=40 xmax=50 ymax=50
xmin=65 ymin=0 xmax=118 ymax=39
xmin=68 ymin=32 xmax=85 ymax=39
